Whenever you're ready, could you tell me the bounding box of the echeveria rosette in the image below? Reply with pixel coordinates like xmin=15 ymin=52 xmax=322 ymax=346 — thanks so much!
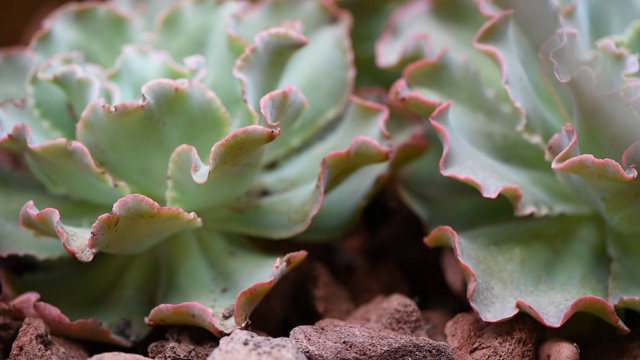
xmin=0 ymin=0 xmax=390 ymax=345
xmin=385 ymin=0 xmax=640 ymax=331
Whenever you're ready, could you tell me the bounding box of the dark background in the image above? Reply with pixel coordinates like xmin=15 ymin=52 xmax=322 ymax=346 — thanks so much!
xmin=0 ymin=0 xmax=93 ymax=47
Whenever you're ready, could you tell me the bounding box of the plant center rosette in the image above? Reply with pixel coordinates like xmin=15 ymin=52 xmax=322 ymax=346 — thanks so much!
xmin=0 ymin=0 xmax=390 ymax=346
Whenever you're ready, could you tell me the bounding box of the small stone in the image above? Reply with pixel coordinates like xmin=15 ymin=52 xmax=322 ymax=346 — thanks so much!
xmin=9 ymin=317 xmax=88 ymax=360
xmin=347 ymin=293 xmax=426 ymax=336
xmin=147 ymin=326 xmax=217 ymax=360
xmin=445 ymin=312 xmax=544 ymax=360
xmin=290 ymin=318 xmax=453 ymax=360
xmin=538 ymin=338 xmax=579 ymax=360
xmin=208 ymin=330 xmax=306 ymax=360
xmin=89 ymin=352 xmax=152 ymax=360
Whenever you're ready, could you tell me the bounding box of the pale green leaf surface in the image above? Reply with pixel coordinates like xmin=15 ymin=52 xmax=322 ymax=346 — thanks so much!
xmin=31 ymin=3 xmax=139 ymax=67
xmin=263 ymin=16 xmax=354 ymax=162
xmin=149 ymin=231 xmax=305 ymax=334
xmin=0 ymin=103 xmax=61 ymax=147
xmin=376 ymin=0 xmax=500 ymax=88
xmin=229 ymin=0 xmax=334 ymax=42
xmin=107 ymin=45 xmax=192 ymax=103
xmin=549 ymin=126 xmax=640 ymax=233
xmin=23 ymin=139 xmax=130 ymax=206
xmin=77 ymin=80 xmax=231 ymax=199
xmin=399 ymin=55 xmax=587 ymax=216
xmin=427 ymin=216 xmax=626 ymax=330
xmin=0 ymin=50 xmax=34 ymax=101
xmin=260 ymin=97 xmax=389 ymax=192
xmin=234 ymin=27 xmax=307 ymax=111
xmin=151 ymin=1 xmax=250 ymax=127
xmin=477 ymin=0 xmax=569 ymax=144
xmin=609 ymin=229 xmax=640 ymax=313
xmin=167 ymin=125 xmax=280 ymax=211
xmin=3 ymin=252 xmax=158 ymax=343
xmin=20 ymin=194 xmax=201 ymax=262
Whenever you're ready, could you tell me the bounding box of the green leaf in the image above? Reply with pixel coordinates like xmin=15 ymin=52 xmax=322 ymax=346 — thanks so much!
xmin=151 ymin=0 xmax=251 ymax=127
xmin=0 ymin=49 xmax=34 ymax=101
xmin=106 ymin=45 xmax=192 ymax=103
xmin=167 ymin=125 xmax=280 ymax=211
xmin=20 ymin=194 xmax=202 ymax=261
xmin=147 ymin=231 xmax=306 ymax=335
xmin=476 ymin=0 xmax=569 ymax=144
xmin=77 ymin=80 xmax=231 ymax=199
xmin=426 ymin=216 xmax=627 ymax=331
xmin=396 ymin=54 xmax=587 ymax=216
xmin=32 ymin=3 xmax=138 ymax=68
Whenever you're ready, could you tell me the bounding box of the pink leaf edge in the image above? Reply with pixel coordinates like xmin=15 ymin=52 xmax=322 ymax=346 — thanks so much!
xmin=425 ymin=225 xmax=630 ymax=333
xmin=145 ymin=250 xmax=307 ymax=337
xmin=4 ymin=291 xmax=132 ymax=346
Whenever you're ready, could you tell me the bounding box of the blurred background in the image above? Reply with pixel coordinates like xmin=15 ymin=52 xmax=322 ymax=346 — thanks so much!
xmin=0 ymin=0 xmax=93 ymax=47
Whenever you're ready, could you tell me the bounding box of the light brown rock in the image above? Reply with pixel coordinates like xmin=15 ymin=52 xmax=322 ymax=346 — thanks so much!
xmin=347 ymin=293 xmax=426 ymax=336
xmin=290 ymin=318 xmax=452 ymax=360
xmin=208 ymin=330 xmax=306 ymax=360
xmin=9 ymin=317 xmax=88 ymax=360
xmin=445 ymin=312 xmax=544 ymax=360
xmin=539 ymin=338 xmax=579 ymax=360
xmin=89 ymin=352 xmax=151 ymax=360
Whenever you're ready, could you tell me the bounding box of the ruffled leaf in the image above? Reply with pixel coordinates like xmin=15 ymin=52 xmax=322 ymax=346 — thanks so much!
xmin=394 ymin=54 xmax=587 ymax=216
xmin=549 ymin=125 xmax=640 ymax=233
xmin=20 ymin=194 xmax=202 ymax=262
xmin=3 ymin=252 xmax=159 ymax=344
xmin=151 ymin=0 xmax=251 ymax=127
xmin=77 ymin=79 xmax=231 ymax=199
xmin=3 ymin=129 xmax=130 ymax=206
xmin=7 ymin=292 xmax=132 ymax=346
xmin=256 ymin=10 xmax=355 ymax=163
xmin=425 ymin=217 xmax=628 ymax=332
xmin=106 ymin=45 xmax=193 ymax=103
xmin=3 ymin=230 xmax=305 ymax=342
xmin=476 ymin=0 xmax=569 ymax=144
xmin=147 ymin=232 xmax=307 ymax=335
xmin=203 ymin=98 xmax=389 ymax=239
xmin=375 ymin=0 xmax=500 ymax=89
xmin=31 ymin=2 xmax=139 ymax=67
xmin=234 ymin=27 xmax=308 ymax=111
xmin=167 ymin=125 xmax=280 ymax=211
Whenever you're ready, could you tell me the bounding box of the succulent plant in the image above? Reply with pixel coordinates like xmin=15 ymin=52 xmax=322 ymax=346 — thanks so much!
xmin=385 ymin=0 xmax=640 ymax=331
xmin=0 ymin=0 xmax=390 ymax=345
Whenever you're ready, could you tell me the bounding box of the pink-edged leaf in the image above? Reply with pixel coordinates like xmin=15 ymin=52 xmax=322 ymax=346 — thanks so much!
xmin=549 ymin=125 xmax=640 ymax=233
xmin=20 ymin=194 xmax=201 ymax=262
xmin=375 ymin=0 xmax=498 ymax=89
xmin=146 ymin=242 xmax=307 ymax=336
xmin=202 ymin=97 xmax=389 ymax=239
xmin=167 ymin=125 xmax=280 ymax=211
xmin=259 ymin=86 xmax=308 ymax=128
xmin=609 ymin=229 xmax=640 ymax=314
xmin=77 ymin=79 xmax=232 ymax=199
xmin=393 ymin=54 xmax=587 ymax=216
xmin=234 ymin=27 xmax=308 ymax=111
xmin=475 ymin=0 xmax=568 ymax=144
xmin=425 ymin=218 xmax=628 ymax=332
xmin=151 ymin=0 xmax=250 ymax=127
xmin=11 ymin=136 xmax=128 ymax=206
xmin=7 ymin=292 xmax=131 ymax=346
